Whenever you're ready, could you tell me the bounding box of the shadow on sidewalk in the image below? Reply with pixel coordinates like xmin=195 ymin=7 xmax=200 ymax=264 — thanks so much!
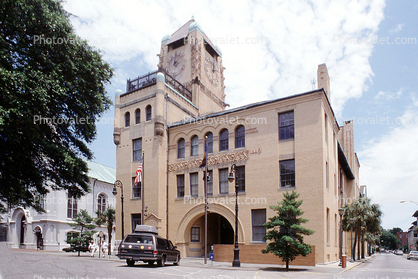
xmin=260 ymin=267 xmax=309 ymax=272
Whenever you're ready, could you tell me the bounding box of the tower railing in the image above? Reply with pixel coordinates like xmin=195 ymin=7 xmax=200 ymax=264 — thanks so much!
xmin=125 ymin=69 xmax=192 ymax=102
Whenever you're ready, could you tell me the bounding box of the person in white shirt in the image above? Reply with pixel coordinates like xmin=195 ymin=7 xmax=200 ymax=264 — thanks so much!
xmin=101 ymin=240 xmax=108 ymax=258
xmin=88 ymin=240 xmax=97 ymax=257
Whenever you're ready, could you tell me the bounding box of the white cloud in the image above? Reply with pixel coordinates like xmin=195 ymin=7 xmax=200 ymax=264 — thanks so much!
xmin=374 ymin=88 xmax=404 ymax=101
xmin=359 ymin=92 xmax=418 ymax=230
xmin=62 ymin=0 xmax=386 ymax=117
xmin=389 ymin=23 xmax=404 ymax=34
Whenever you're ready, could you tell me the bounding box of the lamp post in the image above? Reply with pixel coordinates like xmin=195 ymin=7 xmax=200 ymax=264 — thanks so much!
xmin=338 ymin=207 xmax=344 ymax=266
xmin=112 ymin=180 xmax=124 ymax=239
xmin=350 ymin=218 xmax=354 ymax=262
xmin=400 ymin=200 xmax=418 ymax=205
xmin=228 ymin=163 xmax=240 ymax=267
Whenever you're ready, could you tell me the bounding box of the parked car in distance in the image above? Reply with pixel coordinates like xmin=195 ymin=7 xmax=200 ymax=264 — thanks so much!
xmin=117 ymin=225 xmax=180 ymax=267
xmin=395 ymin=250 xmax=403 ymax=255
xmin=407 ymin=251 xmax=418 ymax=260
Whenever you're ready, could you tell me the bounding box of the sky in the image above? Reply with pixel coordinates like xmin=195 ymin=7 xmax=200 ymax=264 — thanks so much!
xmin=62 ymin=0 xmax=418 ymax=232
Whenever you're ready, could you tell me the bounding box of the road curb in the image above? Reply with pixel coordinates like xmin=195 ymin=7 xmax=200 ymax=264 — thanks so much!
xmin=339 ymin=254 xmax=376 ymax=274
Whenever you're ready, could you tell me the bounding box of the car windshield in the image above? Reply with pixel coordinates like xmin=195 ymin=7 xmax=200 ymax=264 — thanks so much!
xmin=411 ymin=251 xmax=418 ymax=254
xmin=124 ymin=235 xmax=153 ymax=244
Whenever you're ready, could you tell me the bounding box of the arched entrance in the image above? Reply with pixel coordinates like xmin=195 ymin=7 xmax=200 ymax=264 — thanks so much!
xmin=20 ymin=215 xmax=25 ymax=245
xmin=34 ymin=226 xmax=43 ymax=250
xmin=176 ymin=203 xmax=245 ymax=257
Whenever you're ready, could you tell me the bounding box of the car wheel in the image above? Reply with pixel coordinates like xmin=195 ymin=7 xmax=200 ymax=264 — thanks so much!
xmin=126 ymin=259 xmax=135 ymax=267
xmin=157 ymin=256 xmax=166 ymax=267
xmin=173 ymin=255 xmax=180 ymax=266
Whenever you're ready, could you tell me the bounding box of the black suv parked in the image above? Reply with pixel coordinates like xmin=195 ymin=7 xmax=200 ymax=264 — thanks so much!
xmin=116 ymin=225 xmax=180 ymax=267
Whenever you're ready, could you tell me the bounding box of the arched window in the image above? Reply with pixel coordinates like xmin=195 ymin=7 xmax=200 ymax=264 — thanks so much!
xmin=97 ymin=193 xmax=107 ymax=212
xmin=191 ymin=135 xmax=199 ymax=156
xmin=219 ymin=129 xmax=229 ymax=151
xmin=135 ymin=109 xmax=140 ymax=124
xmin=67 ymin=193 xmax=77 ymax=219
xmin=205 ymin=132 xmax=213 ymax=153
xmin=178 ymin=138 xmax=185 ymax=158
xmin=125 ymin=112 xmax=130 ymax=127
xmin=146 ymin=105 xmax=152 ymax=121
xmin=235 ymin=125 xmax=245 ymax=148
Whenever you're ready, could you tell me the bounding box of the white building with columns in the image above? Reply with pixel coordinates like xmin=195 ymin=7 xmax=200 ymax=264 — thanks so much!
xmin=0 ymin=161 xmax=116 ymax=252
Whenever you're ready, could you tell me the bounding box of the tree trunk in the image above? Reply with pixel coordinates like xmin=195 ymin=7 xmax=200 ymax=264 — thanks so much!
xmin=357 ymin=230 xmax=361 ymax=261
xmin=361 ymin=233 xmax=365 ymax=259
xmin=286 ymin=259 xmax=289 ymax=271
xmin=108 ymin=226 xmax=112 ymax=255
xmin=353 ymin=230 xmax=358 ymax=261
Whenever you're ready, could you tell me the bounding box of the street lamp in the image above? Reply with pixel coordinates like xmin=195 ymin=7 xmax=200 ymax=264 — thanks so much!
xmin=400 ymin=200 xmax=418 ymax=205
xmin=338 ymin=207 xmax=344 ymax=266
xmin=228 ymin=163 xmax=240 ymax=267
xmin=350 ymin=218 xmax=354 ymax=262
xmin=112 ymin=180 xmax=124 ymax=239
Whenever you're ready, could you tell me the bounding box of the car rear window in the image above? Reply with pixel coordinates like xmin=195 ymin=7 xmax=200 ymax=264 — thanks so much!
xmin=124 ymin=235 xmax=153 ymax=244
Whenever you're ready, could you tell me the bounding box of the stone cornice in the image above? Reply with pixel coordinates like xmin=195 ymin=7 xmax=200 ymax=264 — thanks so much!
xmin=168 ymin=148 xmax=261 ymax=172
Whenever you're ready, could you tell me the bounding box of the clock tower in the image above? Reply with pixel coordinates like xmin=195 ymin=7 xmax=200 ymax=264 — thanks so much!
xmin=158 ymin=19 xmax=227 ymax=114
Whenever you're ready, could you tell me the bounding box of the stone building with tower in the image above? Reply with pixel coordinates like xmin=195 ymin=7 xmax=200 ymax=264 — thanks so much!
xmin=113 ymin=19 xmax=361 ymax=265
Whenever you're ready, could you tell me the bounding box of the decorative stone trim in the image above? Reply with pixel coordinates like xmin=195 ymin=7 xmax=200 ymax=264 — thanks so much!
xmin=168 ymin=148 xmax=261 ymax=172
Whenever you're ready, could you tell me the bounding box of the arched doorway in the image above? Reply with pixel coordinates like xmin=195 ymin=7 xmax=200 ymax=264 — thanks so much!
xmin=34 ymin=226 xmax=43 ymax=250
xmin=188 ymin=213 xmax=234 ymax=257
xmin=20 ymin=215 xmax=25 ymax=245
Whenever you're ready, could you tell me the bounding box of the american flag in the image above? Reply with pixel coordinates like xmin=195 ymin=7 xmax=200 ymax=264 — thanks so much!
xmin=134 ymin=162 xmax=142 ymax=186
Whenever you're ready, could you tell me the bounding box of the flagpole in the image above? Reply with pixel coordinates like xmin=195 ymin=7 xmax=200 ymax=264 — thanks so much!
xmin=204 ymin=136 xmax=208 ymax=265
xmin=141 ymin=149 xmax=145 ymax=225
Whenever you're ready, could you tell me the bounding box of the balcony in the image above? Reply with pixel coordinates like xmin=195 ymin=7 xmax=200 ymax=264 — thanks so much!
xmin=125 ymin=69 xmax=192 ymax=102
xmin=126 ymin=71 xmax=158 ymax=93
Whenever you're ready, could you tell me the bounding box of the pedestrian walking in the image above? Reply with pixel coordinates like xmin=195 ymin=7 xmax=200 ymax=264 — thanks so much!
xmin=88 ymin=240 xmax=97 ymax=257
xmin=101 ymin=240 xmax=108 ymax=258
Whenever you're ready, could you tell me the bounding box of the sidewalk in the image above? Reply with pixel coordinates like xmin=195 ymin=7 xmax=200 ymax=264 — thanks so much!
xmin=179 ymin=255 xmax=375 ymax=274
xmin=6 ymin=243 xmax=374 ymax=275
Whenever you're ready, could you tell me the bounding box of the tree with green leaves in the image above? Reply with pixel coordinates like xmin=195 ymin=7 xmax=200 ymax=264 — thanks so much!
xmin=342 ymin=197 xmax=382 ymax=260
xmin=262 ymin=191 xmax=314 ymax=271
xmin=380 ymin=229 xmax=399 ymax=250
xmin=67 ymin=209 xmax=96 ymax=256
xmin=95 ymin=207 xmax=115 ymax=255
xmin=390 ymin=227 xmax=403 ymax=235
xmin=0 ymin=0 xmax=113 ymax=213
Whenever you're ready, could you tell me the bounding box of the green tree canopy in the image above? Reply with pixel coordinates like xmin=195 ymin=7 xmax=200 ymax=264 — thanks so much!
xmin=0 ymin=0 xmax=113 ymax=212
xmin=390 ymin=227 xmax=403 ymax=235
xmin=342 ymin=197 xmax=382 ymax=260
xmin=380 ymin=230 xmax=399 ymax=250
xmin=262 ymin=191 xmax=314 ymax=271
xmin=67 ymin=209 xmax=96 ymax=256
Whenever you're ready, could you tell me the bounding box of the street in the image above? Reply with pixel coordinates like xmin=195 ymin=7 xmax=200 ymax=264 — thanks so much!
xmin=1 ymin=244 xmax=418 ymax=279
xmin=338 ymin=252 xmax=418 ymax=279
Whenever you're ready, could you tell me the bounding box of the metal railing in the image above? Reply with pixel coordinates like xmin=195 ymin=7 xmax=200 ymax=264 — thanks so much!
xmin=125 ymin=69 xmax=193 ymax=102
xmin=126 ymin=71 xmax=158 ymax=93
